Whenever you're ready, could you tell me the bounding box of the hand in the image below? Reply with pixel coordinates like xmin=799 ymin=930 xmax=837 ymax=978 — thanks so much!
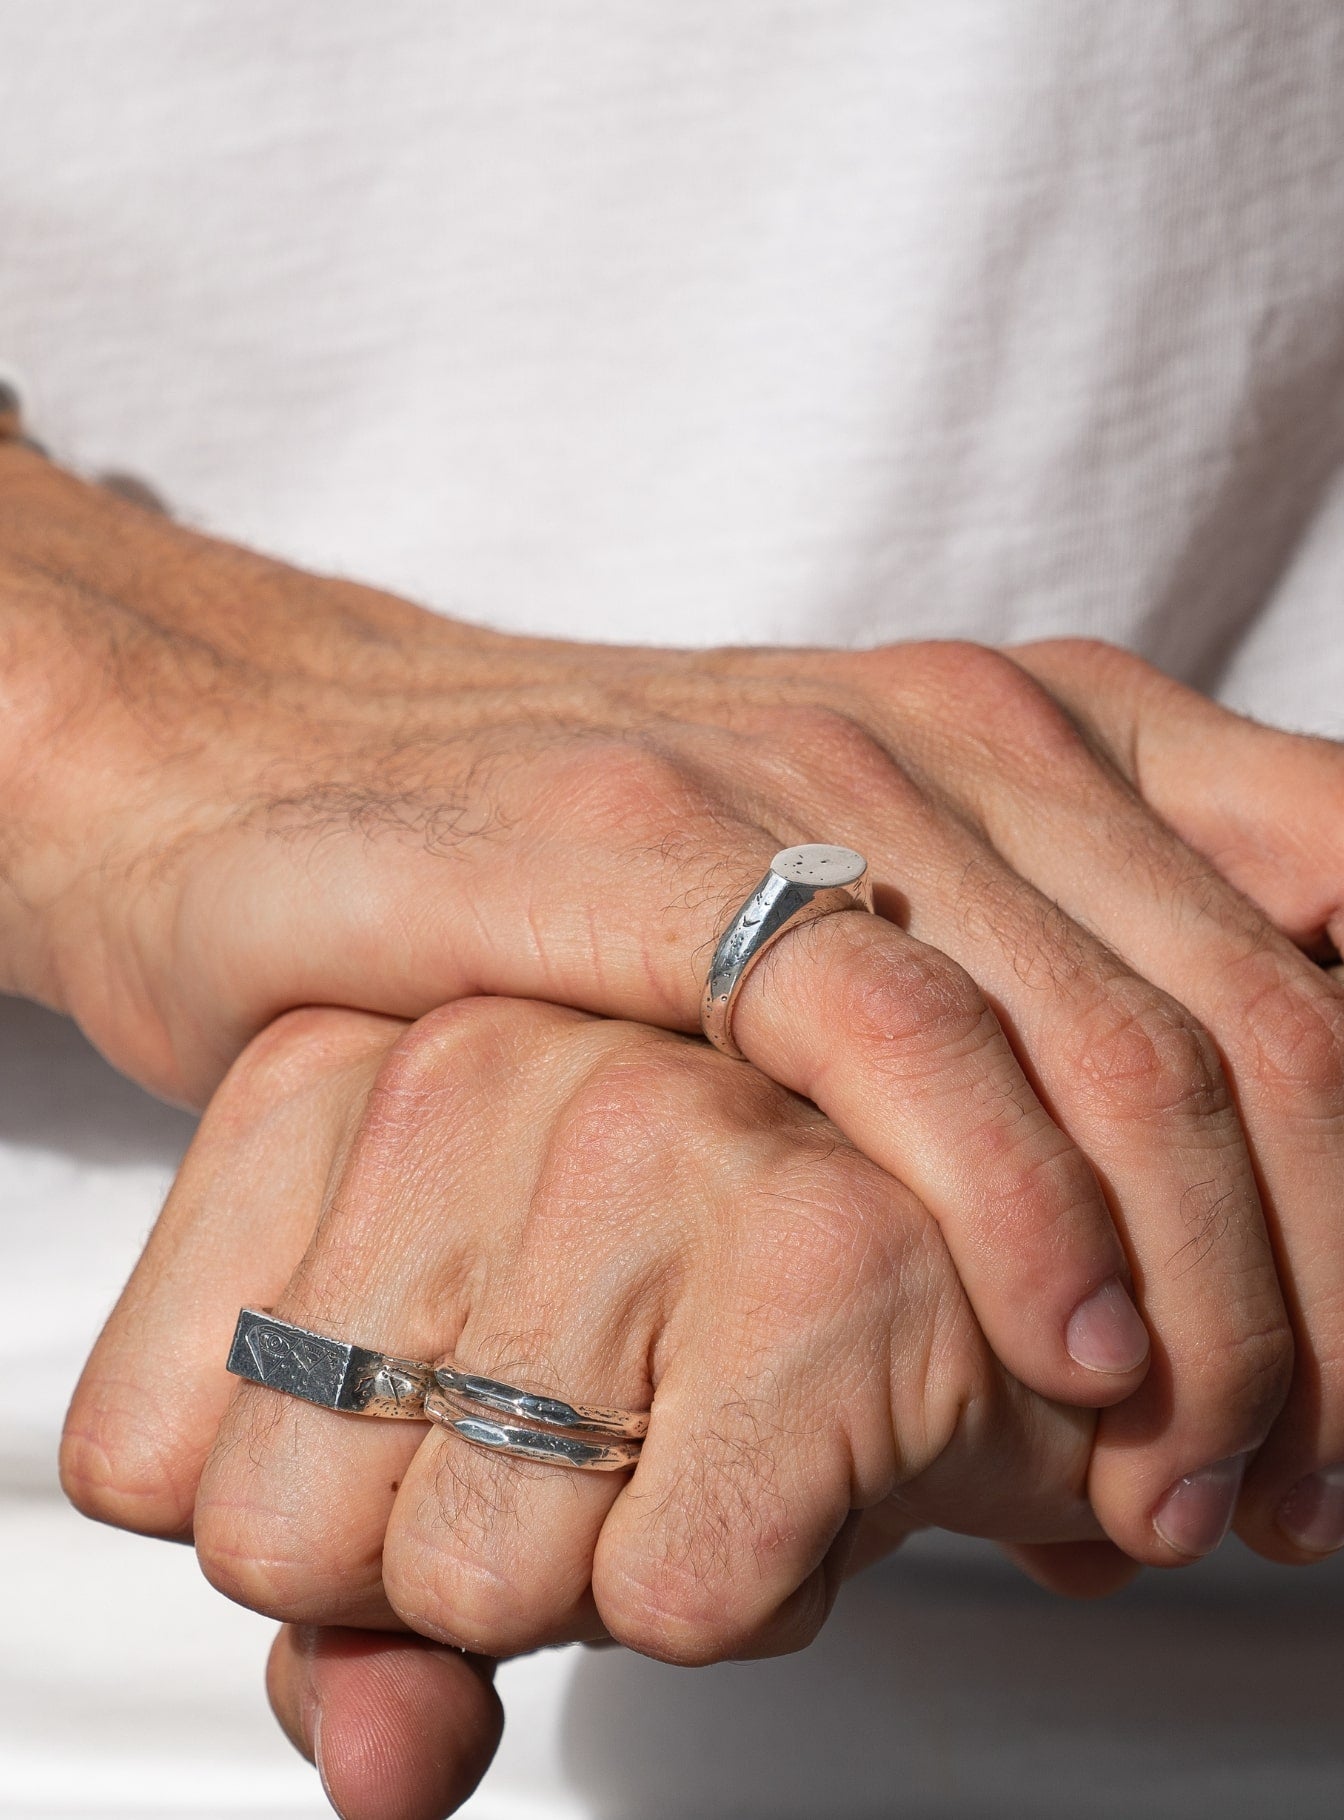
xmin=12 ymin=446 xmax=1344 ymax=1563
xmin=66 ymin=997 xmax=1143 ymax=1814
xmin=65 ymin=999 xmax=1111 ymax=1640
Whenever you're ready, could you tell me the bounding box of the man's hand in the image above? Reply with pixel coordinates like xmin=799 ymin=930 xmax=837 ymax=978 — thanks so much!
xmin=64 ymin=1000 xmax=1108 ymax=1651
xmin=66 ymin=998 xmax=1134 ymax=1814
xmin=8 ymin=444 xmax=1344 ymax=1561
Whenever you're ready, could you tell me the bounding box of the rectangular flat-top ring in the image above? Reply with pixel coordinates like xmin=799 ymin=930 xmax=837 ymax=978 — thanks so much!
xmin=226 ymin=1308 xmax=433 ymax=1419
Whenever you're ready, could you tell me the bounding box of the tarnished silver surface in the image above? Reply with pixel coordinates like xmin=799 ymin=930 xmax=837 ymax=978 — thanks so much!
xmin=431 ymin=1364 xmax=650 ymax=1440
xmin=701 ymin=844 xmax=874 ymax=1058
xmin=226 ymin=1308 xmax=433 ymax=1418
xmin=429 ymin=1408 xmax=644 ymax=1472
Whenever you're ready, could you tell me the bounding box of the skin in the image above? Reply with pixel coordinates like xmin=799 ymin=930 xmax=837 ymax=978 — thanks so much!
xmin=68 ymin=997 xmax=1137 ymax=1815
xmin=0 ymin=432 xmax=1337 ymax=1803
xmin=7 ymin=443 xmax=1344 ymax=1562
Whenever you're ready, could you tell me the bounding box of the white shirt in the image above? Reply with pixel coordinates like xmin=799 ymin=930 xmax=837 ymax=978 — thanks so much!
xmin=2 ymin=4 xmax=1343 ymax=1815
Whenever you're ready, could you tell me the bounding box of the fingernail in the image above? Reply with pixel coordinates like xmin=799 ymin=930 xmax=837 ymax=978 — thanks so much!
xmin=1277 ymin=1466 xmax=1344 ymax=1555
xmin=1065 ymin=1278 xmax=1150 ymax=1374
xmin=1153 ymin=1454 xmax=1247 ymax=1558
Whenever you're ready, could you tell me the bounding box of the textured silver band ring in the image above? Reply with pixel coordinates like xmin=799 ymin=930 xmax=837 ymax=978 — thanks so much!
xmin=430 ymin=1412 xmax=644 ymax=1472
xmin=701 ymin=844 xmax=874 ymax=1059
xmin=226 ymin=1308 xmax=434 ymax=1419
xmin=431 ymin=1364 xmax=650 ymax=1439
xmin=425 ymin=1366 xmax=648 ymax=1472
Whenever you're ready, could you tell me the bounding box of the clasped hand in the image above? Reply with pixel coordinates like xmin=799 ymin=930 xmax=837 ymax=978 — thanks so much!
xmin=9 ymin=448 xmax=1339 ymax=1814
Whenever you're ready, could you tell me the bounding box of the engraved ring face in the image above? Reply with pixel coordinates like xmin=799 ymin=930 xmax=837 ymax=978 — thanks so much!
xmin=226 ymin=1309 xmax=434 ymax=1419
xmin=700 ymin=843 xmax=874 ymax=1059
xmin=770 ymin=844 xmax=868 ymax=889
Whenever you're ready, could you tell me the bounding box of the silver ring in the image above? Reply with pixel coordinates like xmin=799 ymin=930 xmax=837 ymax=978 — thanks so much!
xmin=431 ymin=1413 xmax=643 ymax=1472
xmin=226 ymin=1308 xmax=434 ymax=1419
xmin=701 ymin=844 xmax=874 ymax=1059
xmin=430 ymin=1365 xmax=650 ymax=1438
xmin=425 ymin=1365 xmax=649 ymax=1472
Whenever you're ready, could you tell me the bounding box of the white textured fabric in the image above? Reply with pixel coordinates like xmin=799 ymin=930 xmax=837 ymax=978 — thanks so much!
xmin=3 ymin=2 xmax=1344 ymax=1815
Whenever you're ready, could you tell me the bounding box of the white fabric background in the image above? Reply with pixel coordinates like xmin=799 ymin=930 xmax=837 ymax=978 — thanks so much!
xmin=3 ymin=2 xmax=1344 ymax=1814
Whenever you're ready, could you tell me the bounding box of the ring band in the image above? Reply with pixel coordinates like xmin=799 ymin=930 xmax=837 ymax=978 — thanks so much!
xmin=433 ymin=1413 xmax=644 ymax=1472
xmin=430 ymin=1364 xmax=650 ymax=1439
xmin=226 ymin=1308 xmax=434 ymax=1419
xmin=425 ymin=1364 xmax=649 ymax=1472
xmin=701 ymin=844 xmax=874 ymax=1058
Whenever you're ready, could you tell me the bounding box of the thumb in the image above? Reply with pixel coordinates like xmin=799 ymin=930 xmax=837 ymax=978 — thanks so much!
xmin=267 ymin=1625 xmax=503 ymax=1820
xmin=1011 ymin=638 xmax=1344 ymax=955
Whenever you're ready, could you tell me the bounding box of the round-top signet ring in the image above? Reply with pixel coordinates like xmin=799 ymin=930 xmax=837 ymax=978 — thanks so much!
xmin=701 ymin=844 xmax=874 ymax=1059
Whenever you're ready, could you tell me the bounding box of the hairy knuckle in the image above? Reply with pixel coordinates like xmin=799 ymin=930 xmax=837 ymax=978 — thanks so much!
xmin=1069 ymin=984 xmax=1231 ymax=1122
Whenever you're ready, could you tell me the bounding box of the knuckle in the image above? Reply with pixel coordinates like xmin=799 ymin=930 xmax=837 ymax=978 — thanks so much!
xmin=218 ymin=1005 xmax=385 ymax=1125
xmin=545 ymin=736 xmax=722 ymax=849
xmin=540 ymin=1029 xmax=797 ymax=1223
xmin=536 ymin=1034 xmax=692 ymax=1205
xmin=191 ymin=1492 xmax=364 ymax=1623
xmin=828 ymin=929 xmax=994 ymax=1073
xmin=1189 ymin=1316 xmax=1295 ymax=1448
xmin=597 ymin=1556 xmax=763 ymax=1666
xmin=976 ymin=1136 xmax=1108 ymax=1257
xmin=386 ymin=1544 xmax=545 ymax=1655
xmin=1227 ymin=957 xmax=1344 ymax=1110
xmin=1068 ymin=982 xmax=1232 ymax=1122
xmin=738 ymin=1150 xmax=897 ymax=1320
xmin=347 ymin=998 xmax=535 ymax=1164
xmin=193 ymin=1510 xmax=327 ymax=1620
xmin=901 ymin=642 xmax=1088 ymax=763
xmin=762 ymin=702 xmax=895 ymax=788
xmin=59 ymin=1387 xmax=195 ymax=1539
xmin=384 ymin=1454 xmax=585 ymax=1654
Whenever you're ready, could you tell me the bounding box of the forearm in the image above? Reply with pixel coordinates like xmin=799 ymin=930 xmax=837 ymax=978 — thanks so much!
xmin=0 ymin=442 xmax=505 ymax=1050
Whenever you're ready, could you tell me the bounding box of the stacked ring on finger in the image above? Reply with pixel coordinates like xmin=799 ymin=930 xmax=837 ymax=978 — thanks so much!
xmin=425 ymin=1365 xmax=648 ymax=1472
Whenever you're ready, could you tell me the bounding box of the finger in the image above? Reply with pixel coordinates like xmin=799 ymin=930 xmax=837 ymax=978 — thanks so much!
xmin=60 ymin=1007 xmax=396 ymax=1541
xmin=267 ymin=1625 xmax=503 ymax=1820
xmin=196 ymin=1000 xmax=630 ymax=1643
xmin=748 ymin=656 xmax=1292 ymax=1568
xmin=1012 ymin=646 xmax=1344 ymax=1560
xmin=382 ymin=1013 xmax=740 ymax=1657
xmin=729 ymin=907 xmax=1148 ymax=1409
xmin=945 ymin=680 xmax=1323 ymax=1563
xmin=592 ymin=1148 xmax=1102 ymax=1666
xmin=1010 ymin=638 xmax=1344 ymax=956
